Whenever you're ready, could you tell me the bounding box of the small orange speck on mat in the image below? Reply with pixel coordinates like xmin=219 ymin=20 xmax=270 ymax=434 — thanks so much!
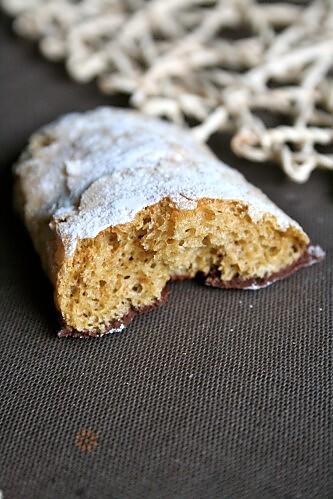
xmin=75 ymin=428 xmax=98 ymax=454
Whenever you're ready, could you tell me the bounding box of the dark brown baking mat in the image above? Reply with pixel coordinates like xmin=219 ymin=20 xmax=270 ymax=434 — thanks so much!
xmin=0 ymin=16 xmax=332 ymax=499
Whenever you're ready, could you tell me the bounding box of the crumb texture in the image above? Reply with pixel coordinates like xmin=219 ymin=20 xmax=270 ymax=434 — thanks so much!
xmin=57 ymin=198 xmax=308 ymax=333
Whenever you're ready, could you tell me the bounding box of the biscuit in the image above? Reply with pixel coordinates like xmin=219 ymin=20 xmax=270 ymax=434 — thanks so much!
xmin=14 ymin=107 xmax=324 ymax=337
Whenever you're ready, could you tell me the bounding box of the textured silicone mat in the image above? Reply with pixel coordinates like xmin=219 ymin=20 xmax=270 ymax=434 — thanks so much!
xmin=0 ymin=17 xmax=332 ymax=499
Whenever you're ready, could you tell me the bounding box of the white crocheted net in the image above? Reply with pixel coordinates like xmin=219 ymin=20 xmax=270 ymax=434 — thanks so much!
xmin=2 ymin=0 xmax=333 ymax=182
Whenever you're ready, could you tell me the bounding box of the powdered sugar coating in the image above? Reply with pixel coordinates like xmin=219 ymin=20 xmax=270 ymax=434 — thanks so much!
xmin=15 ymin=107 xmax=305 ymax=256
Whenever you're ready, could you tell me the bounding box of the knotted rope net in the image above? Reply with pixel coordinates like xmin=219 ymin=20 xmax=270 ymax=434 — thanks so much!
xmin=2 ymin=0 xmax=333 ymax=182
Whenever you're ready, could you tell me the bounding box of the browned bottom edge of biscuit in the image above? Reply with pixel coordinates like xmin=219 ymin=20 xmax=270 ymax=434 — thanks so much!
xmin=58 ymin=286 xmax=170 ymax=338
xmin=205 ymin=244 xmax=324 ymax=289
xmin=58 ymin=244 xmax=324 ymax=338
